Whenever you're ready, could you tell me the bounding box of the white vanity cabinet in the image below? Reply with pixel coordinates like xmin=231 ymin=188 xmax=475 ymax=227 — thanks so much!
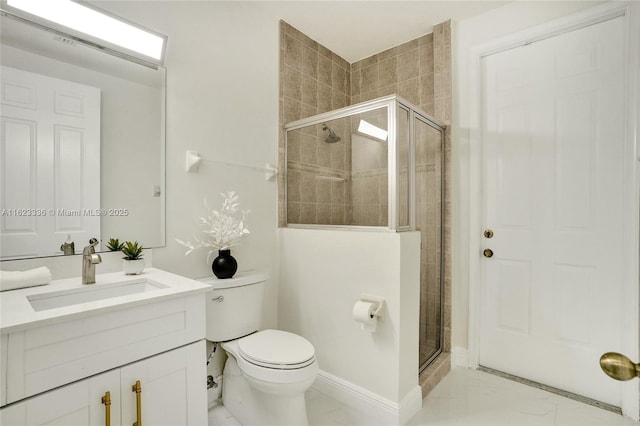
xmin=1 ymin=341 xmax=206 ymax=425
xmin=0 ymin=369 xmax=122 ymax=425
xmin=120 ymin=341 xmax=206 ymax=426
xmin=0 ymin=269 xmax=212 ymax=426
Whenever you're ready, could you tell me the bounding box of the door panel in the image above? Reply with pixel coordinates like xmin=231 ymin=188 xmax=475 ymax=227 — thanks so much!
xmin=0 ymin=66 xmax=100 ymax=258
xmin=480 ymin=16 xmax=626 ymax=406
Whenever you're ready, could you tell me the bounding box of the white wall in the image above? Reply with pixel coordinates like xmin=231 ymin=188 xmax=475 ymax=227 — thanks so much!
xmin=92 ymin=1 xmax=284 ymax=328
xmin=278 ymin=229 xmax=420 ymax=406
xmin=450 ymin=1 xmax=609 ymax=355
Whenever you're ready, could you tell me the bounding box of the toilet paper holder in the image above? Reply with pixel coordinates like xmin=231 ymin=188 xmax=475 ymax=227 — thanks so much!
xmin=359 ymin=295 xmax=385 ymax=320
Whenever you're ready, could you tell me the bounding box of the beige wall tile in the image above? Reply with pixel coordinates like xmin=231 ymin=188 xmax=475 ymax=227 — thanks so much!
xmin=300 ymin=203 xmax=316 ymax=223
xmin=318 ymin=55 xmax=333 ymax=87
xmin=300 ymin=172 xmax=317 ymax=203
xmin=317 ymin=141 xmax=331 ymax=168
xmin=331 ymin=90 xmax=347 ymax=109
xmin=318 ymin=43 xmax=332 ymax=59
xmin=361 ymin=64 xmax=379 ymax=93
xmin=330 ymin=204 xmax=346 ymax=225
xmin=302 ymin=46 xmax=318 ymax=79
xmin=419 ymin=43 xmax=434 ymax=75
xmin=397 ymin=49 xmax=419 ymax=82
xmin=283 ymin=97 xmax=301 ymax=123
xmin=332 ymin=63 xmax=347 ymax=93
xmin=302 ymin=75 xmax=318 ymax=107
xmin=316 ymin=179 xmax=331 ymax=204
xmin=398 ymin=78 xmax=420 ymax=106
xmin=397 ymin=37 xmax=419 ymax=54
xmin=317 ymin=85 xmax=332 ymax=113
xmin=287 ymin=170 xmax=301 ymax=202
xmin=379 ymin=57 xmax=398 ymax=88
xmin=331 ymin=181 xmax=346 ymax=205
xmin=317 ymin=203 xmax=331 ymax=224
xmin=287 ymin=131 xmax=301 ymax=162
xmin=284 ymin=65 xmax=302 ymax=100
xmin=284 ymin=34 xmax=302 ymax=69
xmin=378 ymin=46 xmax=397 ymax=61
xmin=287 ymin=202 xmax=300 ymax=223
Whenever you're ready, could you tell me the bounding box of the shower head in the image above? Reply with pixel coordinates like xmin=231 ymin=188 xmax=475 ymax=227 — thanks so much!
xmin=322 ymin=124 xmax=341 ymax=143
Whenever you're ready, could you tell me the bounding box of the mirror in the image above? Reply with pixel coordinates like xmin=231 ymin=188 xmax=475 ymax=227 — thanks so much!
xmin=0 ymin=13 xmax=165 ymax=260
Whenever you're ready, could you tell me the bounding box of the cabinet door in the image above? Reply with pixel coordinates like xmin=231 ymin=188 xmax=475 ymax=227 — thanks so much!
xmin=120 ymin=341 xmax=207 ymax=426
xmin=0 ymin=369 xmax=120 ymax=426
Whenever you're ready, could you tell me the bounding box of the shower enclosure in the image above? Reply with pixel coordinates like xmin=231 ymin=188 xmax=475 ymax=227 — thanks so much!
xmin=284 ymin=94 xmax=445 ymax=371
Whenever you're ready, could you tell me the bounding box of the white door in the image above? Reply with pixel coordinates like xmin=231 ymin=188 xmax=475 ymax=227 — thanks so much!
xmin=0 ymin=369 xmax=120 ymax=425
xmin=480 ymin=16 xmax=628 ymax=406
xmin=120 ymin=341 xmax=207 ymax=426
xmin=0 ymin=66 xmax=100 ymax=258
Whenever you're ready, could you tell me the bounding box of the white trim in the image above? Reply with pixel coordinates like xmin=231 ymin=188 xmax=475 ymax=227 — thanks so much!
xmin=620 ymin=1 xmax=640 ymax=420
xmin=311 ymin=370 xmax=422 ymax=425
xmin=466 ymin=1 xmax=639 ymax=420
xmin=451 ymin=346 xmax=469 ymax=368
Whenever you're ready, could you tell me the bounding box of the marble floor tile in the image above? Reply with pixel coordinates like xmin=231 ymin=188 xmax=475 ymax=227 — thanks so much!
xmin=208 ymin=368 xmax=639 ymax=426
xmin=406 ymin=368 xmax=638 ymax=426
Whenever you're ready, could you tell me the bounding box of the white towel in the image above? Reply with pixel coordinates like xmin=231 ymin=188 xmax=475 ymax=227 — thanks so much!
xmin=0 ymin=267 xmax=52 ymax=292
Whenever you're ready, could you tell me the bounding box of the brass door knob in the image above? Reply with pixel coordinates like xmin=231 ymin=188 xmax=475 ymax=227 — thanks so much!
xmin=600 ymin=352 xmax=640 ymax=381
xmin=483 ymin=249 xmax=494 ymax=258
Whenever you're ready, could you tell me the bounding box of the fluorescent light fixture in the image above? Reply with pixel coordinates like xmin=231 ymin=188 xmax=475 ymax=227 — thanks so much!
xmin=6 ymin=0 xmax=165 ymax=61
xmin=358 ymin=119 xmax=389 ymax=141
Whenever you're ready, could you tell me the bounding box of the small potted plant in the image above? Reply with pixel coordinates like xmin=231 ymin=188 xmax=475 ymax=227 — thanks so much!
xmin=176 ymin=191 xmax=250 ymax=279
xmin=121 ymin=241 xmax=145 ymax=275
xmin=106 ymin=238 xmax=124 ymax=251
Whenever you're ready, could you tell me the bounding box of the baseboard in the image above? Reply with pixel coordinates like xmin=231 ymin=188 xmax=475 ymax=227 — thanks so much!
xmin=312 ymin=370 xmax=422 ymax=425
xmin=451 ymin=346 xmax=469 ymax=368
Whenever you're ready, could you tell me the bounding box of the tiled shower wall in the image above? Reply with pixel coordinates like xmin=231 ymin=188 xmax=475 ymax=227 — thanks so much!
xmin=349 ymin=31 xmax=436 ymax=230
xmin=278 ymin=21 xmax=352 ymax=226
xmin=278 ymin=20 xmax=452 ymax=396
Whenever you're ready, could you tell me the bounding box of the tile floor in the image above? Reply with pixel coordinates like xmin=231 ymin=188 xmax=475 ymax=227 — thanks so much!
xmin=208 ymin=367 xmax=640 ymax=426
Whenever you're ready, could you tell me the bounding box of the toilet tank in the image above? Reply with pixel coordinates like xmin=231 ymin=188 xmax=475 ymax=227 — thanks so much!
xmin=199 ymin=273 xmax=267 ymax=342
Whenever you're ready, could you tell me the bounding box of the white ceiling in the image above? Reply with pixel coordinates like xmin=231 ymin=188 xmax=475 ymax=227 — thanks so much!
xmin=276 ymin=1 xmax=510 ymax=63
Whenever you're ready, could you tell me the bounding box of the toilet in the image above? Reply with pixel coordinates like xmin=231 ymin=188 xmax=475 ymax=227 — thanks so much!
xmin=200 ymin=273 xmax=319 ymax=426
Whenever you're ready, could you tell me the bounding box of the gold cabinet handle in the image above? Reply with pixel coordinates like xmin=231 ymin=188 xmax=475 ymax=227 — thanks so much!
xmin=132 ymin=380 xmax=142 ymax=426
xmin=101 ymin=391 xmax=111 ymax=426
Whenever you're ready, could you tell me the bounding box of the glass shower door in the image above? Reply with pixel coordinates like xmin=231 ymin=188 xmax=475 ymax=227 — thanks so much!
xmin=415 ymin=115 xmax=444 ymax=370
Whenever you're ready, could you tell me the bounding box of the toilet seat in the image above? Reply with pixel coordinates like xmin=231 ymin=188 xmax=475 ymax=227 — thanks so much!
xmin=222 ymin=332 xmax=319 ymax=385
xmin=238 ymin=329 xmax=315 ymax=370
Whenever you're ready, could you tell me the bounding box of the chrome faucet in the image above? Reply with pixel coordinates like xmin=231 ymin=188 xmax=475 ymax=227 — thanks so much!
xmin=82 ymin=238 xmax=102 ymax=284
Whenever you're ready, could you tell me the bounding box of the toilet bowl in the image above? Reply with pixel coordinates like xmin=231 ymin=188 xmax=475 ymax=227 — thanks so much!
xmin=221 ymin=329 xmax=319 ymax=425
xmin=200 ymin=274 xmax=319 ymax=426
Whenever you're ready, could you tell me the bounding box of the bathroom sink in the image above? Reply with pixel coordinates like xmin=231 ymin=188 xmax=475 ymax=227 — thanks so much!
xmin=27 ymin=279 xmax=167 ymax=311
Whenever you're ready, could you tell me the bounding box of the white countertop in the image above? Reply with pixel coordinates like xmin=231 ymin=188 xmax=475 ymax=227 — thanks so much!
xmin=0 ymin=268 xmax=212 ymax=334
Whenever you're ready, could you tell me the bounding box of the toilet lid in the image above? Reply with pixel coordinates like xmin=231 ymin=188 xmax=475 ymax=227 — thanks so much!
xmin=238 ymin=329 xmax=315 ymax=369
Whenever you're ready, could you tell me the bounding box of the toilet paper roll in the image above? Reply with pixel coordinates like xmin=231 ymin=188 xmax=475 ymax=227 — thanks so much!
xmin=352 ymin=301 xmax=378 ymax=332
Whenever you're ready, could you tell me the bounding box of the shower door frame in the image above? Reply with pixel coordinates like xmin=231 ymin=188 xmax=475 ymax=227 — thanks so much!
xmin=283 ymin=94 xmax=445 ymax=233
xmin=284 ymin=95 xmax=403 ymax=231
xmin=413 ymin=111 xmax=447 ymax=373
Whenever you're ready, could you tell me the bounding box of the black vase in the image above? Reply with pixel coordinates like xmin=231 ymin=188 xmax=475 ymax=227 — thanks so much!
xmin=212 ymin=249 xmax=237 ymax=279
